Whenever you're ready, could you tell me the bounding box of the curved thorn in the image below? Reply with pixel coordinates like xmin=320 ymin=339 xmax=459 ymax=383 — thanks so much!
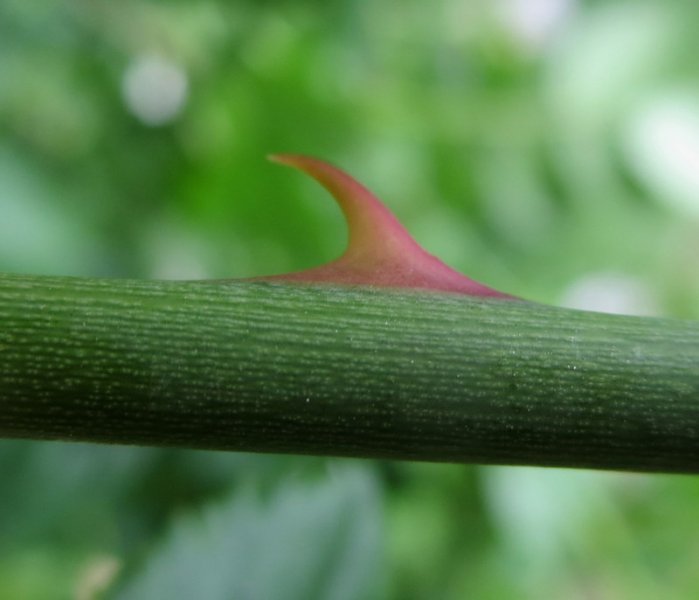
xmin=260 ymin=154 xmax=516 ymax=299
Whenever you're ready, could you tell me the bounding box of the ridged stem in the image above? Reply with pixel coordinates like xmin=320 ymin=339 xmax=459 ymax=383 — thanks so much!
xmin=1 ymin=273 xmax=697 ymax=473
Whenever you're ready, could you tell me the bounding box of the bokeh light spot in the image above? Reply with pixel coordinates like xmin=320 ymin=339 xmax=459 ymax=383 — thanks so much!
xmin=121 ymin=54 xmax=189 ymax=126
xmin=625 ymin=93 xmax=699 ymax=217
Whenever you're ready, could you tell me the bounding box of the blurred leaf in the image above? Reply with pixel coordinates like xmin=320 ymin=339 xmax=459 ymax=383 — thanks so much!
xmin=0 ymin=441 xmax=159 ymax=551
xmin=110 ymin=463 xmax=383 ymax=600
xmin=0 ymin=149 xmax=103 ymax=275
xmin=0 ymin=547 xmax=80 ymax=600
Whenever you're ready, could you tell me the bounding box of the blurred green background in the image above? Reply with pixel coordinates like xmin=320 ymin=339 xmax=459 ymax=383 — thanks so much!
xmin=1 ymin=1 xmax=699 ymax=598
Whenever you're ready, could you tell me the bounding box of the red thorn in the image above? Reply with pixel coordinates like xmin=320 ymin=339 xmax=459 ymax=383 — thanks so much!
xmin=258 ymin=154 xmax=516 ymax=299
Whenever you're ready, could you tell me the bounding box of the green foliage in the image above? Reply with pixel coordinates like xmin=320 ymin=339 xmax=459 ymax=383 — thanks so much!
xmin=110 ymin=465 xmax=383 ymax=600
xmin=2 ymin=0 xmax=699 ymax=598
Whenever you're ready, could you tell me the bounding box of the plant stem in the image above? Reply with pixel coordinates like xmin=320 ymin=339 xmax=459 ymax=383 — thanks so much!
xmin=1 ymin=273 xmax=697 ymax=473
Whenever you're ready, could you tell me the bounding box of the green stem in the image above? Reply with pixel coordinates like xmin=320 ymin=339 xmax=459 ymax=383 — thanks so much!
xmin=1 ymin=272 xmax=698 ymax=473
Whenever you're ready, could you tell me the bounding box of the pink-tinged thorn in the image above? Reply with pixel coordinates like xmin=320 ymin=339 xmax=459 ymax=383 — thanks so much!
xmin=260 ymin=154 xmax=516 ymax=299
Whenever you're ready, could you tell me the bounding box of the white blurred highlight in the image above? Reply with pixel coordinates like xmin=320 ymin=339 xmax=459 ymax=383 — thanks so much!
xmin=561 ymin=272 xmax=659 ymax=316
xmin=625 ymin=94 xmax=699 ymax=218
xmin=495 ymin=0 xmax=576 ymax=50
xmin=122 ymin=55 xmax=189 ymax=126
